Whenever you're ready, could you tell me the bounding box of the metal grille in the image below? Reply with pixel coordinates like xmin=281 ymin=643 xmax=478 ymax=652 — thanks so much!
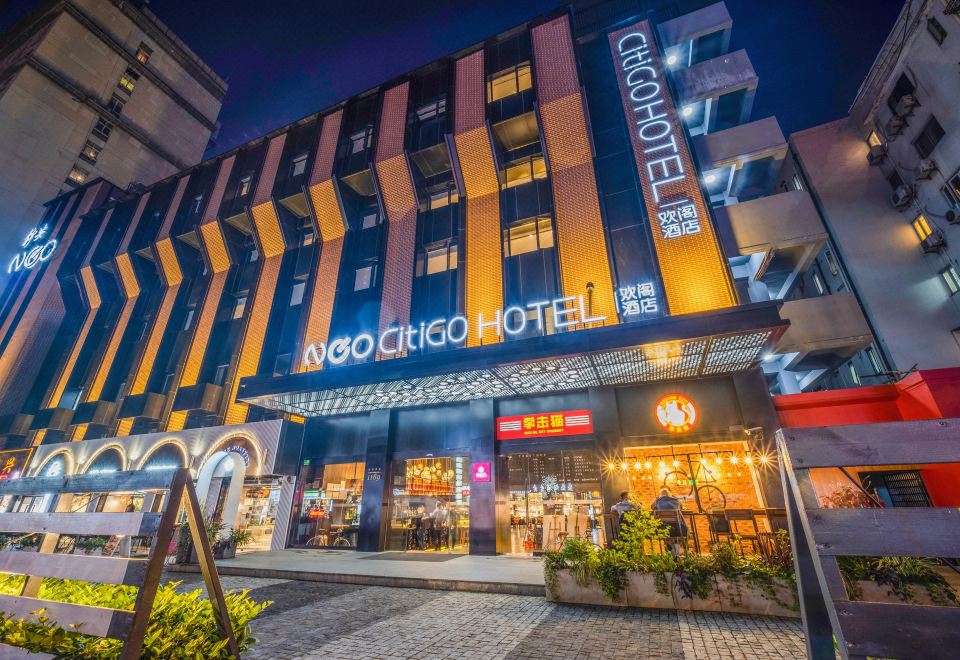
xmin=873 ymin=470 xmax=931 ymax=508
xmin=946 ymin=0 xmax=960 ymax=16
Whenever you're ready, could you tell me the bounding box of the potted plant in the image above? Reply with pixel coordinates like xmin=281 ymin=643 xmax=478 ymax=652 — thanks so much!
xmin=17 ymin=534 xmax=41 ymax=552
xmin=188 ymin=515 xmax=225 ymax=563
xmin=73 ymin=535 xmax=108 ymax=556
xmin=219 ymin=527 xmax=253 ymax=559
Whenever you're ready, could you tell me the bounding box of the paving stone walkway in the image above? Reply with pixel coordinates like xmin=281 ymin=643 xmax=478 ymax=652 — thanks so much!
xmin=167 ymin=574 xmax=806 ymax=659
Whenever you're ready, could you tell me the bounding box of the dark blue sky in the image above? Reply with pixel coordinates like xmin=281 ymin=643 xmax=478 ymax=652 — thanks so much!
xmin=3 ymin=1 xmax=906 ymax=156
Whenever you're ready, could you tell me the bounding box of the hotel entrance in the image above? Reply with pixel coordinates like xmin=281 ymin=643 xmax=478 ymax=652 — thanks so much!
xmin=387 ymin=456 xmax=470 ymax=552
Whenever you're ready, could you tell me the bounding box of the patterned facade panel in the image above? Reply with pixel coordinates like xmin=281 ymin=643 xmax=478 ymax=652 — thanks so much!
xmin=299 ymin=238 xmax=343 ymax=373
xmin=308 ymin=110 xmax=343 ymax=187
xmin=608 ymin=21 xmax=736 ymax=314
xmin=454 ymin=51 xmax=503 ymax=346
xmin=376 ymin=83 xmax=409 ymax=161
xmin=114 ymin=253 xmax=141 ymax=298
xmin=253 ymin=133 xmax=288 ymax=206
xmin=198 ymin=220 xmax=231 ymax=272
xmin=308 ymin=180 xmax=346 ymax=242
xmin=203 ymin=155 xmax=236 ymax=223
xmin=155 ymin=238 xmax=183 ymax=286
xmin=157 ymin=175 xmax=190 ymax=241
xmin=251 ymin=202 xmax=285 ymax=258
xmin=532 ymin=17 xmax=618 ymax=325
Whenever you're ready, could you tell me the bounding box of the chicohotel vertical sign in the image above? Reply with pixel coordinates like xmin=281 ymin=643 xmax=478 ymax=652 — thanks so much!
xmin=607 ymin=21 xmax=736 ymax=315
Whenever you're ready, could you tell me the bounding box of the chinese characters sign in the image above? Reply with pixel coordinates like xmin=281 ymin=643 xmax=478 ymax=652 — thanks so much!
xmin=616 ymin=282 xmax=658 ymax=318
xmin=608 ymin=21 xmax=736 ymax=315
xmin=655 ymin=394 xmax=697 ymax=433
xmin=7 ymin=224 xmax=57 ymax=274
xmin=496 ymin=410 xmax=593 ymax=440
xmin=0 ymin=448 xmax=34 ymax=480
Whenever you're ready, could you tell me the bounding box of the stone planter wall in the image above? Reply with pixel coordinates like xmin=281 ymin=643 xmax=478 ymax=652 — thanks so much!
xmin=548 ymin=569 xmax=799 ymax=618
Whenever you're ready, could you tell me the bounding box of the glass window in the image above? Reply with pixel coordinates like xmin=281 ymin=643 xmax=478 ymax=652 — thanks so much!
xmin=504 ymin=216 xmax=554 ymax=257
xmin=887 ymin=169 xmax=904 ymax=190
xmin=238 ymin=175 xmax=253 ymax=197
xmin=417 ymin=242 xmax=458 ymax=276
xmin=232 ymin=295 xmax=247 ymax=320
xmin=914 ymin=115 xmax=945 ymax=158
xmin=183 ymin=308 xmax=195 ymax=330
xmin=350 ymin=128 xmax=372 ymax=154
xmin=301 ymin=230 xmax=315 ymax=246
xmin=291 ymin=153 xmax=308 ymax=177
xmin=416 ymin=98 xmax=446 ymax=121
xmin=106 ymin=94 xmax=125 ymax=117
xmin=354 ymin=265 xmax=375 ymax=291
xmin=487 ymin=63 xmax=532 ymax=102
xmin=248 ymin=247 xmax=259 ymax=263
xmin=866 ymin=346 xmax=884 ymax=375
xmin=361 ymin=212 xmax=379 ymax=229
xmin=825 ymin=250 xmax=839 ymax=276
xmin=848 ymin=362 xmax=861 ymax=386
xmin=191 ymin=194 xmax=204 ymax=214
xmin=388 ymin=457 xmax=470 ymax=551
xmin=812 ymin=271 xmax=825 ymax=296
xmin=886 ymin=73 xmax=915 ymax=112
xmin=867 ymin=131 xmax=883 ymax=148
xmin=117 ymin=67 xmax=139 ymax=94
xmin=294 ymin=462 xmax=364 ymax=548
xmin=290 ymin=281 xmax=306 ymax=306
xmin=912 ymin=214 xmax=933 ymax=241
xmin=92 ymin=117 xmax=113 ymax=142
xmin=791 ymin=173 xmax=804 ymax=191
xmin=427 ymin=188 xmax=459 ymax=210
xmin=80 ymin=140 xmax=101 ymax=164
xmin=927 ymin=17 xmax=948 ymax=45
xmin=67 ymin=166 xmax=88 ymax=184
xmin=941 ymin=266 xmax=960 ymax=295
xmin=502 ymin=156 xmax=546 ymax=189
xmin=135 ymin=43 xmax=152 ymax=64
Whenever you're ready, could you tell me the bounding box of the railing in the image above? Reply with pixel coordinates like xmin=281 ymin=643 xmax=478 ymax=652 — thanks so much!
xmin=0 ymin=468 xmax=239 ymax=659
xmin=778 ymin=418 xmax=960 ymax=660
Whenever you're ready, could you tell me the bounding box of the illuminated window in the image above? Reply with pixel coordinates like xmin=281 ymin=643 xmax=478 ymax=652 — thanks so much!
xmin=502 ymin=156 xmax=546 ymax=189
xmin=92 ymin=117 xmax=113 ymax=142
xmin=867 ymin=131 xmax=883 ymax=148
xmin=79 ymin=141 xmax=101 ymax=164
xmin=825 ymin=250 xmax=839 ymax=276
xmin=300 ymin=230 xmax=315 ymax=246
xmin=349 ymin=128 xmax=372 ymax=154
xmin=361 ymin=212 xmax=379 ymax=229
xmin=942 ymin=172 xmax=960 ymax=208
xmin=106 ymin=93 xmax=125 ymax=117
xmin=238 ymin=175 xmax=252 ymax=197
xmin=427 ymin=187 xmax=459 ymax=210
xmin=942 ymin=266 xmax=960 ymax=295
xmin=848 ymin=362 xmax=861 ymax=386
xmin=914 ymin=115 xmax=945 ymax=158
xmin=232 ymin=296 xmax=247 ymax=320
xmin=291 ymin=153 xmax=308 ymax=178
xmin=416 ymin=241 xmax=458 ymax=276
xmin=503 ymin=216 xmax=554 ymax=257
xmin=812 ymin=271 xmax=825 ymax=296
xmin=866 ymin=346 xmax=884 ymax=374
xmin=927 ymin=17 xmax=947 ymax=45
xmin=135 ymin=43 xmax=152 ymax=65
xmin=117 ymin=67 xmax=139 ymax=94
xmin=354 ymin=264 xmax=375 ymax=291
xmin=791 ymin=173 xmax=804 ymax=191
xmin=247 ymin=246 xmax=259 ymax=263
xmin=67 ymin=165 xmax=89 ymax=184
xmin=912 ymin=214 xmax=933 ymax=241
xmin=290 ymin=281 xmax=306 ymax=306
xmin=487 ymin=63 xmax=532 ymax=102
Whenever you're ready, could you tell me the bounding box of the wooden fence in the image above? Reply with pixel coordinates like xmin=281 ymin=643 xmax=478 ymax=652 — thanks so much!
xmin=778 ymin=418 xmax=960 ymax=660
xmin=0 ymin=468 xmax=239 ymax=659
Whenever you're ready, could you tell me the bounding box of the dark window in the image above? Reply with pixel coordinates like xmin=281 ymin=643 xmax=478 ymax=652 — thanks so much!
xmin=927 ymin=17 xmax=947 ymax=45
xmin=886 ymin=169 xmax=905 ymax=190
xmin=886 ymin=73 xmax=915 ymax=112
xmin=106 ymin=93 xmax=125 ymax=117
xmin=914 ymin=115 xmax=945 ymax=158
xmin=135 ymin=42 xmax=153 ymax=64
xmin=92 ymin=117 xmax=113 ymax=141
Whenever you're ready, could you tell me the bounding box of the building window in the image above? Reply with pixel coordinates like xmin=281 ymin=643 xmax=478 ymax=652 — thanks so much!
xmin=416 ymin=241 xmax=458 ymax=276
xmin=848 ymin=362 xmax=861 ymax=386
xmin=238 ymin=175 xmax=253 ymax=197
xmin=941 ymin=265 xmax=960 ymax=295
xmin=927 ymin=17 xmax=948 ymax=45
xmin=912 ymin=214 xmax=933 ymax=241
xmin=824 ymin=250 xmax=839 ymax=276
xmin=886 ymin=73 xmax=915 ymax=113
xmin=349 ymin=128 xmax=372 ymax=154
xmin=354 ymin=264 xmax=375 ymax=291
xmin=942 ymin=171 xmax=960 ymax=208
xmin=290 ymin=281 xmax=306 ymax=306
xmin=791 ymin=173 xmax=804 ymax=191
xmin=135 ymin=42 xmax=153 ymax=64
xmin=427 ymin=187 xmax=459 ymax=210
xmin=914 ymin=115 xmax=945 ymax=158
xmin=301 ymin=230 xmax=315 ymax=246
xmin=291 ymin=153 xmax=308 ymax=178
xmin=503 ymin=216 xmax=554 ymax=257
xmin=106 ymin=93 xmax=125 ymax=117
xmin=886 ymin=169 xmax=905 ymax=191
xmin=67 ymin=165 xmax=89 ymax=185
xmin=866 ymin=346 xmax=884 ymax=375
xmin=232 ymin=296 xmax=247 ymax=320
xmin=191 ymin=194 xmax=204 ymax=215
xmin=867 ymin=130 xmax=883 ymax=148
xmin=487 ymin=63 xmax=532 ymax=102
xmin=92 ymin=117 xmax=113 ymax=142
xmin=361 ymin=212 xmax=379 ymax=230
xmin=183 ymin=308 xmax=195 ymax=330
xmin=812 ymin=271 xmax=825 ymax=296
xmin=502 ymin=156 xmax=547 ymax=189
xmin=247 ymin=246 xmax=259 ymax=263
xmin=415 ymin=98 xmax=446 ymax=121
xmin=117 ymin=67 xmax=139 ymax=94
xmin=79 ymin=140 xmax=101 ymax=164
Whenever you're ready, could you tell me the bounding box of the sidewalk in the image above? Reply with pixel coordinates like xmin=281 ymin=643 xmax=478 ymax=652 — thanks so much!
xmin=169 ymin=549 xmax=546 ymax=596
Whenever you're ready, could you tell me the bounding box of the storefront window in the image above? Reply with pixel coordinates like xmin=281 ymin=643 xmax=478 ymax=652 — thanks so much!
xmin=504 ymin=450 xmax=605 ymax=554
xmin=237 ymin=480 xmax=281 ymax=551
xmin=388 ymin=457 xmax=469 ymax=552
xmin=293 ymin=462 xmax=364 ymax=547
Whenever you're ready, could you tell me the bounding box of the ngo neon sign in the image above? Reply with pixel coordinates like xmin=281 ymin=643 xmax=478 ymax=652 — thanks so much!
xmin=655 ymin=393 xmax=697 ymax=433
xmin=8 ymin=224 xmax=57 ymax=274
xmin=303 ymin=294 xmax=606 ymax=368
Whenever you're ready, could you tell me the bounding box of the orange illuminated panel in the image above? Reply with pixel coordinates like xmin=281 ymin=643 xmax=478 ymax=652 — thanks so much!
xmin=455 ymin=50 xmax=503 ymax=347
xmin=608 ymin=21 xmax=736 ymax=314
xmin=115 ymin=418 xmax=134 ymax=437
xmin=43 ymin=265 xmax=101 ymax=409
xmin=532 ymin=16 xmax=618 ymax=325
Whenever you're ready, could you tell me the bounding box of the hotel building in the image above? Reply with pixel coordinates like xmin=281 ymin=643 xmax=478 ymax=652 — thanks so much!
xmin=0 ymin=1 xmax=875 ymax=555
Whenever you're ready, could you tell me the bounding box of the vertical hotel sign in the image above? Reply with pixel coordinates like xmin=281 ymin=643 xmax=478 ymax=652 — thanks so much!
xmin=608 ymin=21 xmax=736 ymax=315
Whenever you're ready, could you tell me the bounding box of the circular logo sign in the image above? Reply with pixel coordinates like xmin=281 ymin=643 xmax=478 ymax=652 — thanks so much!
xmin=655 ymin=394 xmax=697 ymax=433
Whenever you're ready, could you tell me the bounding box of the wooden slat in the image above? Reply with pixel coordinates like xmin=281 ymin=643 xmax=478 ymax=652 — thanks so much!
xmin=0 ymin=470 xmax=178 ymax=496
xmin=0 ymin=641 xmax=53 ymax=658
xmin=777 ymin=419 xmax=960 ymax=468
xmin=835 ymin=600 xmax=960 ymax=659
xmin=809 ymin=507 xmax=960 ymax=557
xmin=0 ymin=552 xmax=146 ymax=586
xmin=0 ymin=594 xmax=133 ymax=639
xmin=0 ymin=512 xmax=161 ymax=537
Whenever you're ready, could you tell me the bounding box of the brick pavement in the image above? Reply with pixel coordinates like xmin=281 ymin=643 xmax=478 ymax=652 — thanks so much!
xmin=167 ymin=574 xmax=806 ymax=659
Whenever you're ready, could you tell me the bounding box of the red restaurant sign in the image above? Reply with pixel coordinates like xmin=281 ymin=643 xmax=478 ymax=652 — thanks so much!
xmin=496 ymin=410 xmax=594 ymax=440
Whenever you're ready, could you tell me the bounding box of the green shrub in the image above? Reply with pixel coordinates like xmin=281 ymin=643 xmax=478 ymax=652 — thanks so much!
xmin=839 ymin=555 xmax=958 ymax=606
xmin=0 ymin=577 xmax=270 ymax=658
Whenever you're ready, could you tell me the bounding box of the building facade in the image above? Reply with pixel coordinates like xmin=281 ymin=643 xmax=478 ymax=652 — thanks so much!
xmin=782 ymin=0 xmax=960 ymax=386
xmin=0 ymin=1 xmax=877 ymax=555
xmin=0 ymin=0 xmax=226 ymax=284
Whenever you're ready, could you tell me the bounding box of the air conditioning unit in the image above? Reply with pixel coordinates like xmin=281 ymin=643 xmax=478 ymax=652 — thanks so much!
xmin=895 ymin=94 xmax=919 ymax=117
xmin=916 ymin=159 xmax=937 ymax=180
xmin=867 ymin=143 xmax=887 ymax=165
xmin=947 ymin=209 xmax=960 ymax=225
xmin=892 ymin=185 xmax=914 ymax=209
xmin=921 ymin=229 xmax=946 ymax=254
xmin=886 ymin=115 xmax=907 ymax=138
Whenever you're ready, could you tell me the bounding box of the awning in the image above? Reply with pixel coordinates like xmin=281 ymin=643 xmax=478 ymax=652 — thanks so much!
xmin=239 ymin=302 xmax=787 ymax=417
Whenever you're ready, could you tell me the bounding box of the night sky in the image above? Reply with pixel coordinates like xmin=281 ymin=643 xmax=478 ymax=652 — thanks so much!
xmin=2 ymin=0 xmax=907 ymax=157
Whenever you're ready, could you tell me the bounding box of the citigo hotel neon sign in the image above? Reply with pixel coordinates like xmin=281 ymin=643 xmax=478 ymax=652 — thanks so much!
xmin=303 ymin=294 xmax=606 ymax=368
xmin=7 ymin=224 xmax=57 ymax=274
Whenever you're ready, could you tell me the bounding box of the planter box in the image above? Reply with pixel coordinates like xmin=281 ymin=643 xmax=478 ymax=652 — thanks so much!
xmin=549 ymin=569 xmax=798 ymax=618
xmin=854 ymin=580 xmax=955 ymax=607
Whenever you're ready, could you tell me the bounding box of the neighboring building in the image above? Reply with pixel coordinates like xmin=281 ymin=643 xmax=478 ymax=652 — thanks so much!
xmin=781 ymin=0 xmax=960 ymax=389
xmin=0 ymin=0 xmax=226 ymax=282
xmin=0 ymin=2 xmax=875 ymax=554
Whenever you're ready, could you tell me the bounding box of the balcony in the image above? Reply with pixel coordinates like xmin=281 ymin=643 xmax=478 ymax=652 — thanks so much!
xmin=72 ymin=400 xmax=118 ymax=427
xmin=118 ymin=391 xmax=166 ymax=421
xmin=171 ymin=382 xmax=223 ymax=415
xmin=673 ymin=50 xmax=757 ymax=132
xmin=658 ymin=2 xmax=732 ymax=65
xmin=774 ymin=293 xmax=873 ymax=370
xmin=29 ymin=407 xmax=75 ymax=432
xmin=693 ymin=117 xmax=787 ymax=201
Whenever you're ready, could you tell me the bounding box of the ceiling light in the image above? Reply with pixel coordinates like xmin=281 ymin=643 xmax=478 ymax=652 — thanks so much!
xmin=667 ymin=54 xmax=678 ymax=65
xmin=681 ymin=105 xmax=693 ymax=117
xmin=704 ymin=174 xmax=717 ymax=184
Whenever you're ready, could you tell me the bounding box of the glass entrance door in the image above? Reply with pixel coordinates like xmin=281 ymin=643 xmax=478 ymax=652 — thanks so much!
xmin=388 ymin=456 xmax=470 ymax=552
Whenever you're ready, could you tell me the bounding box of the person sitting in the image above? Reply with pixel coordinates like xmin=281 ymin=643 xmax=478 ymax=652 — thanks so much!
xmin=652 ymin=488 xmax=687 ymax=555
xmin=610 ymin=491 xmax=635 ymax=520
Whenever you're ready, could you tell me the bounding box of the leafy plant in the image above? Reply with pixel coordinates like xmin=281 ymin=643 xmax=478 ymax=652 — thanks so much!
xmin=74 ymin=536 xmax=109 ymax=553
xmin=227 ymin=527 xmax=253 ymax=549
xmin=821 ymin=485 xmax=873 ymax=509
xmin=839 ymin=556 xmax=958 ymax=606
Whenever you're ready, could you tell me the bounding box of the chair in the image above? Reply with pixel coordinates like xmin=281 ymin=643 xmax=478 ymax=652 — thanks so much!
xmin=705 ymin=510 xmax=731 ymax=545
xmin=652 ymin=508 xmax=688 ymax=554
xmin=724 ymin=509 xmax=761 ymax=555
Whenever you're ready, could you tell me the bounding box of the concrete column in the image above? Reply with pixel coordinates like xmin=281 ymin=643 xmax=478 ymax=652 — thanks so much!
xmin=588 ymin=387 xmax=624 ymax=509
xmin=732 ymin=367 xmax=785 ymax=507
xmin=357 ymin=409 xmax=391 ymax=552
xmin=467 ymin=398 xmax=495 ymax=555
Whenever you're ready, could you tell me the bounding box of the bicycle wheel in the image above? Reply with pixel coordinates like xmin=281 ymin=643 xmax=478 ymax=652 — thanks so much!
xmin=662 ymin=471 xmax=693 ymax=497
xmin=696 ymin=485 xmax=726 ymax=510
